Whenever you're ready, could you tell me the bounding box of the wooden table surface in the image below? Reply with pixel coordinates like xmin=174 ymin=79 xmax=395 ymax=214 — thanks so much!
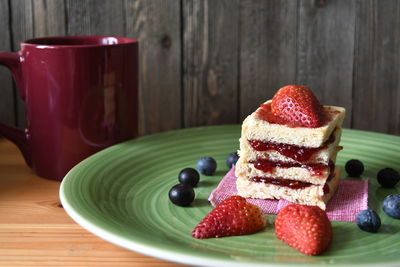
xmin=0 ymin=138 xmax=185 ymax=267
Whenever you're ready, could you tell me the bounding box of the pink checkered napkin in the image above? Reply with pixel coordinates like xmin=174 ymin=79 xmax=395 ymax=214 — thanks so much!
xmin=208 ymin=167 xmax=368 ymax=222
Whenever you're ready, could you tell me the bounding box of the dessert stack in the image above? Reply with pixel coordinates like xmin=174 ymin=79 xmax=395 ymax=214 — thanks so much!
xmin=235 ymin=85 xmax=345 ymax=210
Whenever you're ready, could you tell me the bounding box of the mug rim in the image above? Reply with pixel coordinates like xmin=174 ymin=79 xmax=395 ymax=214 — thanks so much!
xmin=22 ymin=35 xmax=138 ymax=48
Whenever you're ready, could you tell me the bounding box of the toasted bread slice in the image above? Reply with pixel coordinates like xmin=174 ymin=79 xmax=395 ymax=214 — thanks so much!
xmin=236 ymin=167 xmax=341 ymax=210
xmin=242 ymin=100 xmax=345 ymax=148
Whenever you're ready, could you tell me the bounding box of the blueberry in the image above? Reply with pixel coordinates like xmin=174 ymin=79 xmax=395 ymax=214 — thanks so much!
xmin=356 ymin=209 xmax=381 ymax=233
xmin=345 ymin=159 xmax=364 ymax=177
xmin=377 ymin=168 xmax=400 ymax=188
xmin=196 ymin=157 xmax=217 ymax=176
xmin=178 ymin=168 xmax=200 ymax=187
xmin=226 ymin=152 xmax=239 ymax=168
xmin=383 ymin=194 xmax=400 ymax=219
xmin=168 ymin=184 xmax=195 ymax=207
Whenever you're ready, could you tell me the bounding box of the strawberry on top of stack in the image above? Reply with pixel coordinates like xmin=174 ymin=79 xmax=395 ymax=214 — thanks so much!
xmin=235 ymin=85 xmax=346 ymax=210
xmin=270 ymin=85 xmax=324 ymax=128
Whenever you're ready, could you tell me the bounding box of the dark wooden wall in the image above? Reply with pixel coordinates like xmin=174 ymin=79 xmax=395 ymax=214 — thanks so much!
xmin=0 ymin=0 xmax=399 ymax=136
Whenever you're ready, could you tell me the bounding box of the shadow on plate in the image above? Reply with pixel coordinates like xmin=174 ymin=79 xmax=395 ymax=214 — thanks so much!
xmin=192 ymin=198 xmax=210 ymax=208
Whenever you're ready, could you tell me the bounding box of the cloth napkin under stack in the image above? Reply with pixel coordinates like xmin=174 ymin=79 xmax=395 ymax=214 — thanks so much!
xmin=208 ymin=167 xmax=368 ymax=222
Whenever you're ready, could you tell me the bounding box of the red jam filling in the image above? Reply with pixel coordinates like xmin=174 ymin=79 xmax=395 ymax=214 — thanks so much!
xmin=323 ymin=184 xmax=330 ymax=195
xmin=250 ymin=172 xmax=335 ymax=193
xmin=251 ymin=159 xmax=335 ymax=176
xmin=256 ymin=103 xmax=289 ymax=125
xmin=248 ymin=132 xmax=335 ymax=162
xmin=323 ymin=172 xmax=335 ymax=195
xmin=250 ymin=176 xmax=312 ymax=189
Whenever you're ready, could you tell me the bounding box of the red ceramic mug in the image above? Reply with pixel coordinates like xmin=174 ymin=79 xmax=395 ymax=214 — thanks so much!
xmin=0 ymin=36 xmax=138 ymax=180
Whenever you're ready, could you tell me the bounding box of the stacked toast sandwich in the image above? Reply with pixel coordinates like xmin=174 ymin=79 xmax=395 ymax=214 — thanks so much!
xmin=235 ymin=85 xmax=345 ymax=210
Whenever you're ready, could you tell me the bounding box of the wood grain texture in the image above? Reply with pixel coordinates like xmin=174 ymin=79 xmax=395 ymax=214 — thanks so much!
xmin=296 ymin=0 xmax=356 ymax=127
xmin=0 ymin=139 xmax=185 ymax=267
xmin=32 ymin=0 xmax=66 ymax=36
xmin=353 ymin=0 xmax=400 ymax=135
xmin=183 ymin=0 xmax=239 ymax=127
xmin=239 ymin=0 xmax=297 ymax=120
xmin=9 ymin=0 xmax=34 ymax=128
xmin=66 ymin=0 xmax=125 ymax=36
xmin=0 ymin=0 xmax=15 ymax=126
xmin=125 ymin=0 xmax=181 ymax=135
xmin=65 ymin=0 xmax=125 ymax=36
xmin=2 ymin=1 xmax=400 ymax=135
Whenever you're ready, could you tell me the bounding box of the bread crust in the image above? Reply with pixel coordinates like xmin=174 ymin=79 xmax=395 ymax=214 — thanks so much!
xmin=242 ymin=100 xmax=345 ymax=148
xmin=239 ymin=128 xmax=342 ymax=165
xmin=235 ymin=100 xmax=345 ymax=210
xmin=236 ymin=167 xmax=341 ymax=210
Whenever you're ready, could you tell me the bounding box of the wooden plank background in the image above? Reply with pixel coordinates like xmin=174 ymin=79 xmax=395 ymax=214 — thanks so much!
xmin=0 ymin=0 xmax=399 ymax=136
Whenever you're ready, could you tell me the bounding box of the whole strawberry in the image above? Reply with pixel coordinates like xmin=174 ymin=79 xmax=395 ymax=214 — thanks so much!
xmin=271 ymin=85 xmax=323 ymax=128
xmin=275 ymin=204 xmax=332 ymax=256
xmin=192 ymin=195 xmax=266 ymax=238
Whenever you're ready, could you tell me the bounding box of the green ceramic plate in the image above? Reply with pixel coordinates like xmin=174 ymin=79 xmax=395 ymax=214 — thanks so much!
xmin=60 ymin=125 xmax=400 ymax=266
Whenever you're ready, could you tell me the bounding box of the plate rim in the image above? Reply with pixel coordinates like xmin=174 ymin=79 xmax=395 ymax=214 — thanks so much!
xmin=59 ymin=125 xmax=400 ymax=267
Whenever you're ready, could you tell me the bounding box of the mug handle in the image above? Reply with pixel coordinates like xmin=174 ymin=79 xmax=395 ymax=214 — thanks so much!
xmin=0 ymin=51 xmax=31 ymax=166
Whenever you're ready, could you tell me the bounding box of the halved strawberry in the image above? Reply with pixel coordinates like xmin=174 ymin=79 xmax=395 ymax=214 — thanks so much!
xmin=192 ymin=196 xmax=266 ymax=239
xmin=275 ymin=204 xmax=332 ymax=256
xmin=271 ymin=85 xmax=323 ymax=128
